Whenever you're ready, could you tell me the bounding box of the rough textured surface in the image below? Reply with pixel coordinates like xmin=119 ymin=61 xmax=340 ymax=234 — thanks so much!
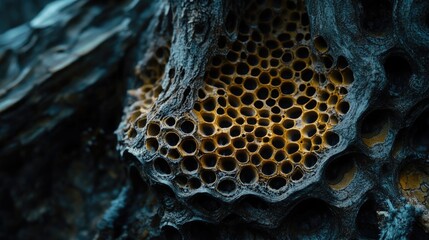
xmin=1 ymin=0 xmax=429 ymax=239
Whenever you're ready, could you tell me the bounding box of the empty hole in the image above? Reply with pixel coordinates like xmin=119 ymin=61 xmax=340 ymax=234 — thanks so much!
xmin=314 ymin=36 xmax=328 ymax=53
xmin=218 ymin=116 xmax=232 ymax=128
xmin=244 ymin=78 xmax=257 ymax=90
xmin=306 ymin=87 xmax=316 ymax=97
xmin=247 ymin=143 xmax=258 ymax=153
xmin=232 ymin=138 xmax=246 ymax=148
xmin=247 ymin=55 xmax=259 ymax=66
xmin=219 ymin=157 xmax=237 ymax=172
xmin=328 ymin=70 xmax=343 ymax=84
xmin=297 ymin=96 xmax=310 ymax=105
xmin=301 ymin=69 xmax=314 ymax=82
xmin=360 ymin=109 xmax=391 ymax=147
xmin=304 ymin=154 xmax=317 ymax=168
xmin=286 ymin=107 xmax=303 ymax=119
xmin=337 ymin=101 xmax=350 ymax=114
xmin=291 ymin=169 xmax=303 ymax=181
xmin=133 ymin=115 xmax=146 ymax=128
xmin=236 ymin=150 xmax=249 ymax=163
xmin=147 ymin=122 xmax=161 ymax=136
xmin=241 ymin=107 xmax=256 ymax=116
xmin=218 ymin=146 xmax=233 ymax=156
xmin=217 ymin=133 xmax=230 ymax=146
xmin=236 ymin=117 xmax=245 ymax=125
xmin=218 ymin=179 xmax=237 ymax=194
xmin=266 ymin=98 xmax=276 ymax=107
xmin=279 ymin=97 xmax=293 ymax=109
xmin=255 ymin=127 xmax=268 ymax=137
xmin=302 ymin=111 xmax=318 ymax=123
xmin=230 ymin=86 xmax=243 ymax=96
xmin=283 ymin=119 xmax=295 ymax=129
xmin=251 ymin=68 xmax=261 ymax=77
xmin=281 ymin=82 xmax=295 ymax=94
xmin=281 ymin=161 xmax=293 ymax=174
xmin=324 ymin=131 xmax=340 ymax=147
xmin=241 ymin=93 xmax=254 ymax=105
xmin=287 ymin=143 xmax=299 ymax=154
xmin=254 ymin=100 xmax=264 ymax=109
xmin=202 ymin=112 xmax=215 ymax=122
xmin=251 ymin=154 xmax=262 ymax=165
xmin=202 ymin=154 xmax=217 ymax=168
xmin=228 ymin=95 xmax=241 ymax=107
xmin=201 ymin=170 xmax=216 ymax=184
xmin=262 ymin=161 xmax=276 ymax=176
xmin=258 ymin=47 xmax=269 ymax=58
xmin=182 ymin=156 xmax=199 ymax=172
xmin=165 ymin=132 xmax=180 ymax=146
xmin=259 ymin=72 xmax=270 ymax=84
xmin=266 ymin=40 xmax=279 ymax=49
xmin=202 ymin=139 xmax=216 ymax=152
xmin=165 ymin=117 xmax=176 ymax=127
xmin=244 ymin=125 xmax=254 ymax=133
xmin=268 ymin=177 xmax=286 ymax=190
xmin=275 ymin=150 xmax=286 ymax=162
xmin=227 ymin=108 xmax=238 ymax=118
xmin=384 ymin=53 xmax=412 ymax=94
xmin=200 ymin=123 xmax=215 ymax=136
xmin=301 ymin=138 xmax=312 ymax=151
xmin=154 ymin=158 xmax=171 ymax=175
xmin=217 ymin=97 xmax=227 ymax=107
xmin=325 ymin=154 xmax=357 ymax=190
xmin=175 ymin=174 xmax=188 ymax=187
xmin=181 ymin=138 xmax=197 ymax=154
xmin=273 ymin=125 xmax=284 ymax=135
xmin=181 ymin=120 xmax=195 ymax=134
xmin=296 ymin=47 xmax=309 ymax=58
xmin=259 ymin=118 xmax=270 ymax=126
xmin=247 ymin=117 xmax=257 ymax=125
xmin=281 ymin=69 xmax=294 ymax=81
xmin=240 ymin=166 xmax=258 ymax=184
xmin=259 ymin=109 xmax=270 ymax=118
xmin=260 ymin=145 xmax=274 ymax=159
xmin=203 ymin=98 xmax=216 ymax=111
xmin=287 ymin=129 xmax=301 ymax=141
xmin=282 ymin=52 xmax=293 ymax=63
xmin=168 ymin=149 xmax=181 ymax=159
xmin=237 ymin=63 xmax=250 ymax=75
xmin=257 ymin=87 xmax=269 ymax=99
xmin=271 ymin=114 xmax=282 ymax=123
xmin=319 ymin=103 xmax=328 ymax=111
xmin=146 ymin=138 xmax=159 ymax=152
xmin=221 ymin=64 xmax=234 ymax=75
xmin=217 ymin=108 xmax=224 ymax=115
xmin=328 ymin=95 xmax=338 ymax=105
xmin=305 ymin=100 xmax=317 ymax=110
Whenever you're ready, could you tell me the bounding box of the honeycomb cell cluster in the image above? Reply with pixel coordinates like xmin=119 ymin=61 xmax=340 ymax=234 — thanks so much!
xmin=123 ymin=45 xmax=170 ymax=139
xmin=123 ymin=0 xmax=354 ymax=197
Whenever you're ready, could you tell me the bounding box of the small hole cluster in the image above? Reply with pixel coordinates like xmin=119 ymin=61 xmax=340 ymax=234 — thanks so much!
xmin=128 ymin=0 xmax=354 ymax=196
xmin=191 ymin=0 xmax=352 ymax=193
xmin=122 ymin=46 xmax=170 ymax=139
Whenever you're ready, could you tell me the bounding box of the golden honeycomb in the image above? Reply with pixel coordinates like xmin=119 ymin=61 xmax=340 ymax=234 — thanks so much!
xmin=123 ymin=0 xmax=354 ymax=196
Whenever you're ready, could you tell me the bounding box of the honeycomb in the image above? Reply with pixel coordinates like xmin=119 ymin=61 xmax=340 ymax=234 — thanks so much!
xmin=122 ymin=0 xmax=353 ymax=197
xmin=117 ymin=0 xmax=429 ymax=238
